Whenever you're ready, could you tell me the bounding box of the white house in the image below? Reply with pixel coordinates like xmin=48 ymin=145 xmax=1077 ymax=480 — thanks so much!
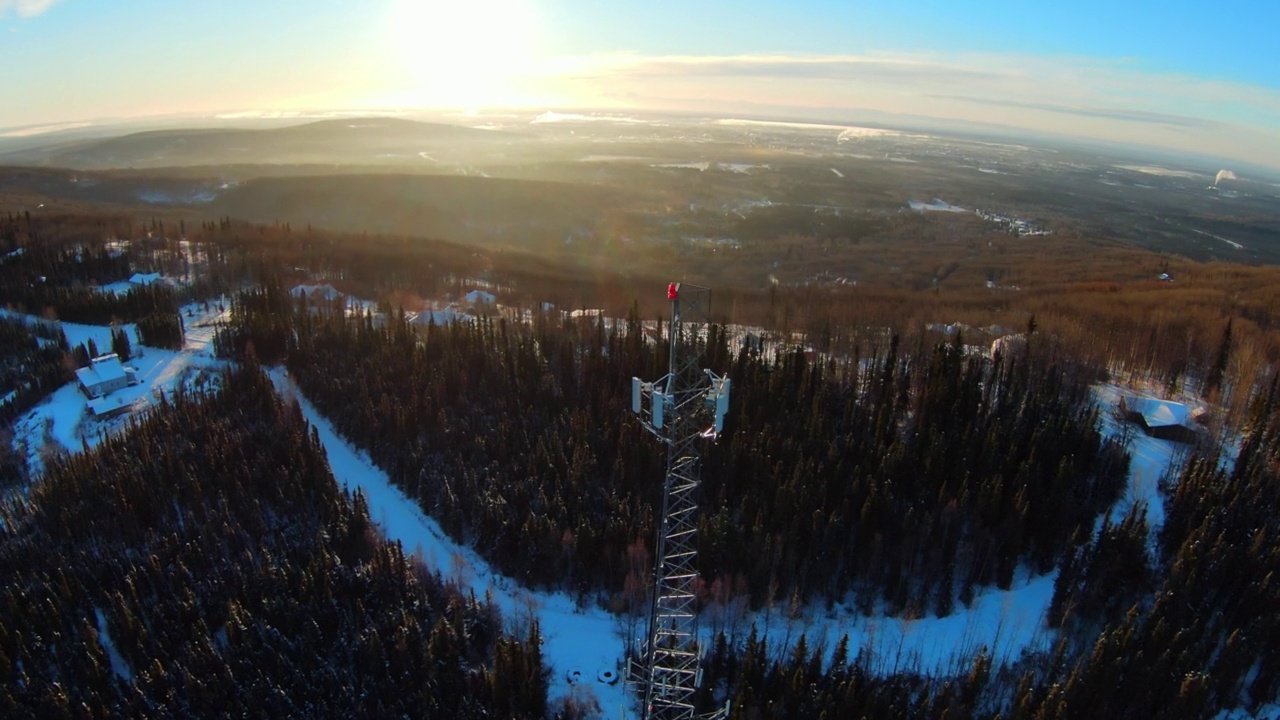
xmin=75 ymin=354 xmax=138 ymax=399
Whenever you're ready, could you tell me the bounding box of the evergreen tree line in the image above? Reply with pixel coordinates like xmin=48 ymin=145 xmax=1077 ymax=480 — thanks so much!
xmin=0 ymin=280 xmax=178 ymax=327
xmin=0 ymin=367 xmax=548 ymax=718
xmin=0 ymin=317 xmax=70 ymax=426
xmin=0 ymin=317 xmax=70 ymax=489
xmin=704 ymin=373 xmax=1280 ymax=720
xmin=216 ymin=292 xmax=1128 ymax=616
xmin=1014 ymin=372 xmax=1280 ymax=719
xmin=692 ymin=626 xmax=996 ymax=719
xmin=0 ymin=210 xmax=133 ymax=257
xmin=134 ymin=311 xmax=185 ymax=350
xmin=0 ymin=241 xmax=130 ymax=292
xmin=0 ymin=238 xmax=185 ymax=351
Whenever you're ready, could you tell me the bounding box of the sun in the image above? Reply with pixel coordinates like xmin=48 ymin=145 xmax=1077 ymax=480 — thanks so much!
xmin=380 ymin=0 xmax=542 ymax=108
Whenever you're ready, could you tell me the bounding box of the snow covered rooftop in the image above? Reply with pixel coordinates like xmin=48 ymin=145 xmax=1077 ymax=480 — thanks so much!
xmin=290 ymin=284 xmax=342 ymax=301
xmin=76 ymin=354 xmax=129 ymax=387
xmin=129 ymin=272 xmax=162 ymax=285
xmin=87 ymin=394 xmax=131 ymax=417
xmin=1122 ymin=395 xmax=1190 ymax=428
xmin=464 ymin=289 xmax=496 ymax=304
xmin=410 ymin=308 xmax=465 ymax=326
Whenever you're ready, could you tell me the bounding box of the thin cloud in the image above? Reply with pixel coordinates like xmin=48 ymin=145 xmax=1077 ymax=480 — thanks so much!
xmin=927 ymin=94 xmax=1227 ymax=130
xmin=0 ymin=0 xmax=64 ymax=18
xmin=563 ymin=51 xmax=1280 ymax=130
xmin=604 ymin=54 xmax=1002 ymax=85
xmin=548 ymin=51 xmax=1280 ymax=168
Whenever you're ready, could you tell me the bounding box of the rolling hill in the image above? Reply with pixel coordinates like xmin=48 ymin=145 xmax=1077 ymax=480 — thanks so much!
xmin=0 ymin=117 xmax=526 ymax=169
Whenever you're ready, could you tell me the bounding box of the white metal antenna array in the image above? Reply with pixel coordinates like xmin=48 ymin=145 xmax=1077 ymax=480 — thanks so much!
xmin=628 ymin=283 xmax=730 ymax=720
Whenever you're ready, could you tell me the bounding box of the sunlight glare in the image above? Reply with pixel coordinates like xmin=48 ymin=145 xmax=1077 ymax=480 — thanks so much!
xmin=381 ymin=0 xmax=542 ymax=108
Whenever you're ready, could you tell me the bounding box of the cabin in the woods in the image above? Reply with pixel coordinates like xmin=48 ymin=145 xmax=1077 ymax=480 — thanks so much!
xmin=75 ymin=353 xmax=138 ymax=399
xmin=1119 ymin=395 xmax=1199 ymax=443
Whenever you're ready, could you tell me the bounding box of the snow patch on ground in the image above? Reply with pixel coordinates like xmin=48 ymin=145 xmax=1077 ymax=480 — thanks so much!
xmin=909 ymin=199 xmax=968 ymax=213
xmin=94 ymin=607 xmax=134 ymax=682
xmin=95 ymin=280 xmax=136 ymax=295
xmin=651 ymin=162 xmax=710 ymax=171
xmin=727 ymin=569 xmax=1057 ymax=677
xmin=719 ymin=163 xmax=769 ymax=174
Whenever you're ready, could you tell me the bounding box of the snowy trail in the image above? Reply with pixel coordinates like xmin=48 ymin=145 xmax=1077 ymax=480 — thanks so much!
xmin=269 ymin=369 xmax=632 ymax=717
xmin=1091 ymin=384 xmax=1183 ymax=531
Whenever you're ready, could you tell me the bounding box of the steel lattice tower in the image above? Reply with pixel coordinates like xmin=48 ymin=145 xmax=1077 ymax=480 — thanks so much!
xmin=629 ymin=284 xmax=730 ymax=720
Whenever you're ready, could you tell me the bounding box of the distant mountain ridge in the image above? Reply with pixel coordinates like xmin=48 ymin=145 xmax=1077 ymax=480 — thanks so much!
xmin=0 ymin=117 xmax=524 ymax=169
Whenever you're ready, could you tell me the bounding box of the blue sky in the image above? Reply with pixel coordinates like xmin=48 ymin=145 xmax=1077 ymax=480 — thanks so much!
xmin=2 ymin=0 xmax=1279 ymax=166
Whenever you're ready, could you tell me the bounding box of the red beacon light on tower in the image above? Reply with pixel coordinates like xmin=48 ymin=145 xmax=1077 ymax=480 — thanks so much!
xmin=668 ymin=283 xmax=680 ymax=300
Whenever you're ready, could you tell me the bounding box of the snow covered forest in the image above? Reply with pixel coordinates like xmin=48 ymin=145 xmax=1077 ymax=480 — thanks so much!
xmin=2 ymin=212 xmax=1279 ymax=718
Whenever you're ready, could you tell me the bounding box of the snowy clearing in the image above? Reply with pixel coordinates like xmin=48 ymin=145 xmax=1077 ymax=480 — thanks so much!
xmin=909 ymin=199 xmax=968 ymax=213
xmin=10 ymin=302 xmax=230 ymax=476
xmin=1091 ymin=383 xmax=1188 ymax=534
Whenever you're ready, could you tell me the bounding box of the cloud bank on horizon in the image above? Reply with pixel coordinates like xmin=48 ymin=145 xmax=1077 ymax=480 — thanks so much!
xmin=537 ymin=51 xmax=1280 ymax=167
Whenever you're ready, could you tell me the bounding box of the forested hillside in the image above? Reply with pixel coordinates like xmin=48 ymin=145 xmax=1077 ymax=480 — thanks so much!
xmin=0 ymin=367 xmax=547 ymax=718
xmin=5 ymin=218 xmax=1280 ymax=718
xmin=217 ymin=279 xmax=1128 ymax=618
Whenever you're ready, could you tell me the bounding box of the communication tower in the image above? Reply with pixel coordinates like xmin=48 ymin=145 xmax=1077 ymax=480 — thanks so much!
xmin=628 ymin=283 xmax=730 ymax=720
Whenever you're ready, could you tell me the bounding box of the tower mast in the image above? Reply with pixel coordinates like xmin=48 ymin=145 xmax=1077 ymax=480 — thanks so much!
xmin=629 ymin=283 xmax=730 ymax=720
